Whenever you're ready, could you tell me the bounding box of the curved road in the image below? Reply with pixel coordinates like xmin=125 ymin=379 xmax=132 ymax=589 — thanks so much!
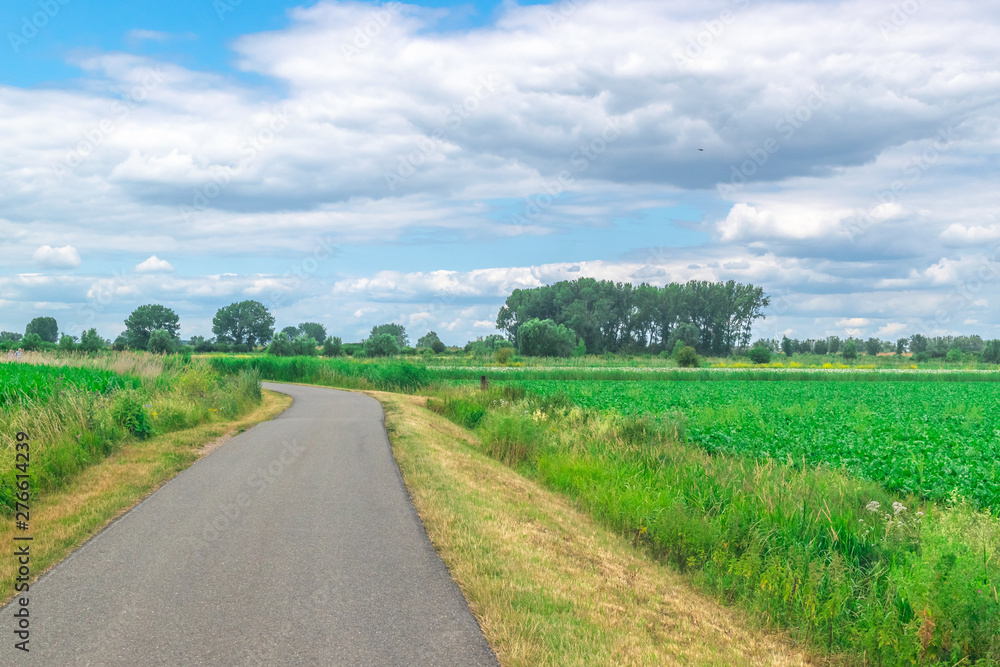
xmin=1 ymin=383 xmax=498 ymax=666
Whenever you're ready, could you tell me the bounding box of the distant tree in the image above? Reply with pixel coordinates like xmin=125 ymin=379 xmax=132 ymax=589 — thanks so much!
xmin=25 ymin=316 xmax=58 ymax=343
xmin=322 ymin=336 xmax=342 ymax=357
xmin=299 ymin=322 xmax=327 ymax=343
xmin=983 ymin=340 xmax=1000 ymax=364
xmin=796 ymin=339 xmax=813 ymax=354
xmin=417 ymin=331 xmax=443 ymax=349
xmin=842 ymin=340 xmax=858 ymax=360
xmin=267 ymin=332 xmax=293 ymax=357
xmin=370 ymin=323 xmax=408 ymax=348
xmin=0 ymin=331 xmax=22 ymax=342
xmin=280 ymin=326 xmax=300 ymax=339
xmin=113 ymin=334 xmax=128 ymax=351
xmin=493 ymin=347 xmax=514 ymax=364
xmin=675 ymin=346 xmax=700 ymax=368
xmin=813 ymin=339 xmax=829 ymax=355
xmin=365 ymin=333 xmax=400 ymax=357
xmin=291 ymin=334 xmax=318 ymax=356
xmin=213 ymin=300 xmax=275 ymax=349
xmin=148 ymin=329 xmax=176 ymax=354
xmin=80 ymin=328 xmax=105 ymax=353
xmin=748 ymin=344 xmax=771 ymax=364
xmin=21 ymin=333 xmax=42 ymax=351
xmin=828 ymin=336 xmax=841 ymax=355
xmin=909 ymin=333 xmax=928 ymax=354
xmin=431 ymin=340 xmax=446 ymax=354
xmin=517 ymin=318 xmax=576 ymax=357
xmin=896 ymin=338 xmax=908 ymax=355
xmin=58 ymin=334 xmax=77 ymax=351
xmin=781 ymin=336 xmax=794 ymax=358
xmin=865 ymin=337 xmax=881 ymax=357
xmin=946 ymin=347 xmax=964 ymax=364
xmin=124 ymin=305 xmax=179 ymax=350
xmin=666 ymin=323 xmax=701 ymax=353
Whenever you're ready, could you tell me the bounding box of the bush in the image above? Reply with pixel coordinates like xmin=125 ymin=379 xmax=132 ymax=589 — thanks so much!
xmin=148 ymin=329 xmax=176 ymax=354
xmin=573 ymin=338 xmax=587 ymax=357
xmin=517 ymin=318 xmax=576 ymax=357
xmin=813 ymin=339 xmax=829 ymax=355
xmin=984 ymin=340 xmax=1000 ymax=364
xmin=268 ymin=332 xmax=293 ymax=356
xmin=58 ymin=334 xmax=77 ymax=351
xmin=748 ymin=345 xmax=771 ymax=364
xmin=365 ymin=333 xmax=400 ymax=357
xmin=946 ymin=347 xmax=964 ymax=363
xmin=913 ymin=351 xmax=930 ymax=363
xmin=431 ymin=340 xmax=446 ymax=354
xmin=842 ymin=340 xmax=858 ymax=360
xmin=21 ymin=333 xmax=42 ymax=351
xmin=112 ymin=390 xmax=154 ymax=439
xmin=675 ymin=346 xmax=700 ymax=368
xmin=493 ymin=347 xmax=513 ymax=364
xmin=291 ymin=334 xmax=318 ymax=356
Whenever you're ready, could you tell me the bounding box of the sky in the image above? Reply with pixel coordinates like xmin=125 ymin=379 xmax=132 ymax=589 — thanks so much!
xmin=1 ymin=0 xmax=999 ymax=346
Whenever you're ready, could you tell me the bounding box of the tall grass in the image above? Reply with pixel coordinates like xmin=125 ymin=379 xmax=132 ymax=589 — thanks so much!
xmin=0 ymin=357 xmax=263 ymax=513
xmin=429 ymin=385 xmax=1000 ymax=665
xmin=432 ymin=367 xmax=1000 ymax=383
xmin=208 ymin=355 xmax=432 ymax=391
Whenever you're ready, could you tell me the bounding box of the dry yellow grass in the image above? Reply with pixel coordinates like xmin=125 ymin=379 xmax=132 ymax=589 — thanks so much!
xmin=0 ymin=389 xmax=291 ymax=605
xmin=371 ymin=390 xmax=829 ymax=667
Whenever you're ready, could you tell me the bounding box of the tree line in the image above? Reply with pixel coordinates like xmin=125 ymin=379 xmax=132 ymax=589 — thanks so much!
xmin=496 ymin=278 xmax=770 ymax=356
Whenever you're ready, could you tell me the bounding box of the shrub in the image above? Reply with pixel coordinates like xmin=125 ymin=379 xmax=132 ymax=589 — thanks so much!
xmin=322 ymin=336 xmax=342 ymax=357
xmin=365 ymin=333 xmax=400 ymax=357
xmin=946 ymin=347 xmax=964 ymax=363
xmin=291 ymin=334 xmax=318 ymax=356
xmin=675 ymin=346 xmax=700 ymax=368
xmin=517 ymin=318 xmax=575 ymax=357
xmin=21 ymin=333 xmax=42 ymax=351
xmin=913 ymin=351 xmax=930 ymax=363
xmin=984 ymin=340 xmax=1000 ymax=364
xmin=58 ymin=334 xmax=77 ymax=351
xmin=112 ymin=390 xmax=153 ymax=439
xmin=813 ymin=339 xmax=829 ymax=355
xmin=431 ymin=340 xmax=446 ymax=354
xmin=493 ymin=347 xmax=513 ymax=364
xmin=148 ymin=329 xmax=176 ymax=354
xmin=748 ymin=345 xmax=771 ymax=364
xmin=842 ymin=340 xmax=858 ymax=360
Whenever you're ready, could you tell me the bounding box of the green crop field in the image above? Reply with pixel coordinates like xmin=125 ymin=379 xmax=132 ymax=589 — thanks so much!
xmin=0 ymin=362 xmax=137 ymax=406
xmin=515 ymin=379 xmax=1000 ymax=510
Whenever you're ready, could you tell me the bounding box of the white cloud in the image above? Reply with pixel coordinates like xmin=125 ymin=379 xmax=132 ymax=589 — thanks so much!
xmin=32 ymin=245 xmax=81 ymax=269
xmin=135 ymin=255 xmax=174 ymax=273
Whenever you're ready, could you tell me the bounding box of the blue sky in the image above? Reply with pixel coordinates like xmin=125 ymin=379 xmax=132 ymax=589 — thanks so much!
xmin=2 ymin=0 xmax=999 ymax=344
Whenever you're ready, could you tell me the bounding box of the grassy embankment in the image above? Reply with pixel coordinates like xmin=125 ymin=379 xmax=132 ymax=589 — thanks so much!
xmin=0 ymin=351 xmax=289 ymax=602
xmin=374 ymin=389 xmax=823 ymax=666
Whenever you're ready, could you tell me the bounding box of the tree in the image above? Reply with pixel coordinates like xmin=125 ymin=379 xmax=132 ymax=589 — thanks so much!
xmin=113 ymin=334 xmax=128 ymax=351
xmin=365 ymin=333 xmax=400 ymax=357
xmin=666 ymin=323 xmax=701 ymax=353
xmin=517 ymin=318 xmax=576 ymax=357
xmin=0 ymin=331 xmax=22 ymax=342
xmin=865 ymin=337 xmax=881 ymax=357
xmin=58 ymin=334 xmax=77 ymax=351
xmin=828 ymin=336 xmax=841 ymax=355
xmin=431 ymin=340 xmax=446 ymax=354
xmin=896 ymin=338 xmax=908 ymax=355
xmin=268 ymin=332 xmax=293 ymax=357
xmin=781 ymin=336 xmax=794 ymax=357
xmin=124 ymin=305 xmax=179 ymax=350
xmin=370 ymin=323 xmax=408 ymax=348
xmin=291 ymin=334 xmax=318 ymax=356
xmin=842 ymin=340 xmax=858 ymax=360
xmin=748 ymin=344 xmax=771 ymax=364
xmin=299 ymin=322 xmax=327 ymax=343
xmin=946 ymin=347 xmax=963 ymax=364
xmin=909 ymin=334 xmax=928 ymax=354
xmin=813 ymin=339 xmax=829 ymax=355
xmin=280 ymin=326 xmax=300 ymax=339
xmin=417 ymin=331 xmax=442 ymax=349
xmin=80 ymin=328 xmax=105 ymax=353
xmin=21 ymin=333 xmax=42 ymax=351
xmin=322 ymin=336 xmax=342 ymax=357
xmin=25 ymin=316 xmax=58 ymax=343
xmin=213 ymin=300 xmax=275 ymax=349
xmin=983 ymin=340 xmax=1000 ymax=364
xmin=148 ymin=329 xmax=176 ymax=354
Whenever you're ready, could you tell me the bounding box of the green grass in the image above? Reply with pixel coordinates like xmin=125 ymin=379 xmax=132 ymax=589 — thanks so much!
xmin=429 ymin=384 xmax=1000 ymax=666
xmin=208 ymin=355 xmax=431 ymax=391
xmin=0 ymin=363 xmax=138 ymax=405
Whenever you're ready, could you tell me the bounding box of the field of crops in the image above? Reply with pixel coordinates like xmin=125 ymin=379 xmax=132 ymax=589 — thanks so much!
xmin=0 ymin=362 xmax=137 ymax=406
xmin=519 ymin=379 xmax=1000 ymax=510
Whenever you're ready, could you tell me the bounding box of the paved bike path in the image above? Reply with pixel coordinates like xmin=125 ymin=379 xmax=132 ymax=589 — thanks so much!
xmin=1 ymin=383 xmax=498 ymax=666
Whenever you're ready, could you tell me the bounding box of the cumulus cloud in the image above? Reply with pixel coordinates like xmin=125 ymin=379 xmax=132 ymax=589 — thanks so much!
xmin=135 ymin=255 xmax=174 ymax=273
xmin=32 ymin=245 xmax=81 ymax=269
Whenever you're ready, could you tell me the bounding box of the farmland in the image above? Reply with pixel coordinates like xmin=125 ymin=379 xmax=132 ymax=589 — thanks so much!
xmin=0 ymin=362 xmax=138 ymax=406
xmin=517 ymin=379 xmax=1000 ymax=510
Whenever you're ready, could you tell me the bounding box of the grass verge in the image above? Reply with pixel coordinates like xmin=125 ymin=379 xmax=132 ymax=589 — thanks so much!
xmin=0 ymin=388 xmax=291 ymax=605
xmin=371 ymin=389 xmax=824 ymax=666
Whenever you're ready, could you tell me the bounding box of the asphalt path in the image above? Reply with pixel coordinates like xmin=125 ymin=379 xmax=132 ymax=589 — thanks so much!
xmin=1 ymin=382 xmax=498 ymax=666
